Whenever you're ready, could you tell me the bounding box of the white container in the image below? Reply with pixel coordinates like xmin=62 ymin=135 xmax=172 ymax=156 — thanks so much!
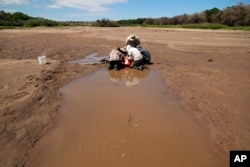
xmin=38 ymin=56 xmax=46 ymax=65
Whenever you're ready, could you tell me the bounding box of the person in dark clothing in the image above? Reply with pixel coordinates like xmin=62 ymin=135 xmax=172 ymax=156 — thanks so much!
xmin=137 ymin=45 xmax=151 ymax=64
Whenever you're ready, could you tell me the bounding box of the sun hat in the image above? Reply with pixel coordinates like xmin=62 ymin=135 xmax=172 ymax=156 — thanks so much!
xmin=119 ymin=47 xmax=127 ymax=53
xmin=129 ymin=34 xmax=136 ymax=41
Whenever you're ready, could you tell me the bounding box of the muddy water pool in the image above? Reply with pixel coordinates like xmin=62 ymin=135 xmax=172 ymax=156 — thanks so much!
xmin=28 ymin=69 xmax=222 ymax=167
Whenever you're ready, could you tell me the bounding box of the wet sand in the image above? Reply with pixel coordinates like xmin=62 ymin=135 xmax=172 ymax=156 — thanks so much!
xmin=0 ymin=27 xmax=250 ymax=166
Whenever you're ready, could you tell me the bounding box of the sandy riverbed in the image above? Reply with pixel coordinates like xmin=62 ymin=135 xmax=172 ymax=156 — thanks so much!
xmin=0 ymin=27 xmax=249 ymax=166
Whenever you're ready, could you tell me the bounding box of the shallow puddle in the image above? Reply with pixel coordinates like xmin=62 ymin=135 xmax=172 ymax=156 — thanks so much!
xmin=28 ymin=69 xmax=222 ymax=167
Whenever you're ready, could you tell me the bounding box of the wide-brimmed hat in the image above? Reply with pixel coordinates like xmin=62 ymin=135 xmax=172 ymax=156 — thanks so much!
xmin=129 ymin=34 xmax=136 ymax=41
xmin=118 ymin=47 xmax=127 ymax=53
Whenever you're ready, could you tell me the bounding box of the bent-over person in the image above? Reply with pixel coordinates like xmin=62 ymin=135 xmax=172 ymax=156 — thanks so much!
xmin=108 ymin=47 xmax=126 ymax=71
xmin=126 ymin=45 xmax=144 ymax=71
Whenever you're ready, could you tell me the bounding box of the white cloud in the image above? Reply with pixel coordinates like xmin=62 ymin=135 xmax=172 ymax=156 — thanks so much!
xmin=48 ymin=0 xmax=127 ymax=12
xmin=69 ymin=11 xmax=107 ymax=18
xmin=1 ymin=8 xmax=17 ymax=13
xmin=0 ymin=0 xmax=29 ymax=5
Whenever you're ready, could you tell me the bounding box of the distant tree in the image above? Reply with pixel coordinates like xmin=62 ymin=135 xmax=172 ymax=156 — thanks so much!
xmin=0 ymin=10 xmax=13 ymax=26
xmin=179 ymin=14 xmax=189 ymax=24
xmin=154 ymin=17 xmax=169 ymax=25
xmin=205 ymin=7 xmax=221 ymax=23
xmin=12 ymin=12 xmax=30 ymax=21
xmin=92 ymin=18 xmax=119 ymax=27
xmin=171 ymin=14 xmax=189 ymax=25
xmin=136 ymin=18 xmax=146 ymax=24
xmin=244 ymin=5 xmax=250 ymax=25
xmin=0 ymin=10 xmax=62 ymax=27
xmin=221 ymin=3 xmax=250 ymax=26
xmin=169 ymin=16 xmax=179 ymax=25
xmin=188 ymin=12 xmax=206 ymax=24
xmin=117 ymin=18 xmax=146 ymax=25
xmin=143 ymin=18 xmax=154 ymax=25
xmin=115 ymin=3 xmax=250 ymax=27
xmin=0 ymin=10 xmax=11 ymax=20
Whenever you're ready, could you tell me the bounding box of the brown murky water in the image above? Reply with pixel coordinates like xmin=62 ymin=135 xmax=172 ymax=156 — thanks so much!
xmin=28 ymin=69 xmax=222 ymax=167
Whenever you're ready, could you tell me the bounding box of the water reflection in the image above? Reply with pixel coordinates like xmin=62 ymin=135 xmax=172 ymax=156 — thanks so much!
xmin=108 ymin=69 xmax=150 ymax=87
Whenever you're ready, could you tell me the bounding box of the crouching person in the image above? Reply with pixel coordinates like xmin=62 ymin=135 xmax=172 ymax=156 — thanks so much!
xmin=126 ymin=45 xmax=144 ymax=71
xmin=137 ymin=45 xmax=151 ymax=64
xmin=108 ymin=47 xmax=126 ymax=71
xmin=125 ymin=34 xmax=140 ymax=47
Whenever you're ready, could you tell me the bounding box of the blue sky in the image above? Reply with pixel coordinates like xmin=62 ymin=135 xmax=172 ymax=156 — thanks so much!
xmin=0 ymin=0 xmax=249 ymax=21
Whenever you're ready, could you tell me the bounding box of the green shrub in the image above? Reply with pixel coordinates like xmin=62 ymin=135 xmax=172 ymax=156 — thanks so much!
xmin=92 ymin=19 xmax=119 ymax=27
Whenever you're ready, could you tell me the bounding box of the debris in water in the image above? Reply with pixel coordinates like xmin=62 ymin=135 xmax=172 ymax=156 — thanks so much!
xmin=134 ymin=124 xmax=139 ymax=127
xmin=128 ymin=112 xmax=132 ymax=125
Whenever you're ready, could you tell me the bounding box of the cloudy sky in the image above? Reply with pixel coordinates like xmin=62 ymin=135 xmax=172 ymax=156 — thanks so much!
xmin=0 ymin=0 xmax=249 ymax=21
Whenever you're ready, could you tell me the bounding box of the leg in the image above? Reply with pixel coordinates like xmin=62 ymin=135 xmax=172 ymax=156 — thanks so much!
xmin=114 ymin=61 xmax=122 ymax=71
xmin=141 ymin=49 xmax=151 ymax=64
xmin=118 ymin=61 xmax=124 ymax=69
xmin=108 ymin=61 xmax=114 ymax=70
xmin=130 ymin=59 xmax=144 ymax=70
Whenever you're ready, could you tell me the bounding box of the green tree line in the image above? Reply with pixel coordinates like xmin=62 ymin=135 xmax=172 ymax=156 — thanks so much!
xmin=1 ymin=3 xmax=250 ymax=28
xmin=0 ymin=11 xmax=69 ymax=27
xmin=116 ymin=3 xmax=250 ymax=27
xmin=92 ymin=18 xmax=119 ymax=27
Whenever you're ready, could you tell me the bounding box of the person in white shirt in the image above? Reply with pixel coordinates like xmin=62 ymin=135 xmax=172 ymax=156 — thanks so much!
xmin=125 ymin=34 xmax=151 ymax=64
xmin=126 ymin=45 xmax=144 ymax=71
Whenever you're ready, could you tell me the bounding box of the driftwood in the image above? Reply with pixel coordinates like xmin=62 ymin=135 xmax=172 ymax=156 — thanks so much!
xmin=128 ymin=112 xmax=132 ymax=125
